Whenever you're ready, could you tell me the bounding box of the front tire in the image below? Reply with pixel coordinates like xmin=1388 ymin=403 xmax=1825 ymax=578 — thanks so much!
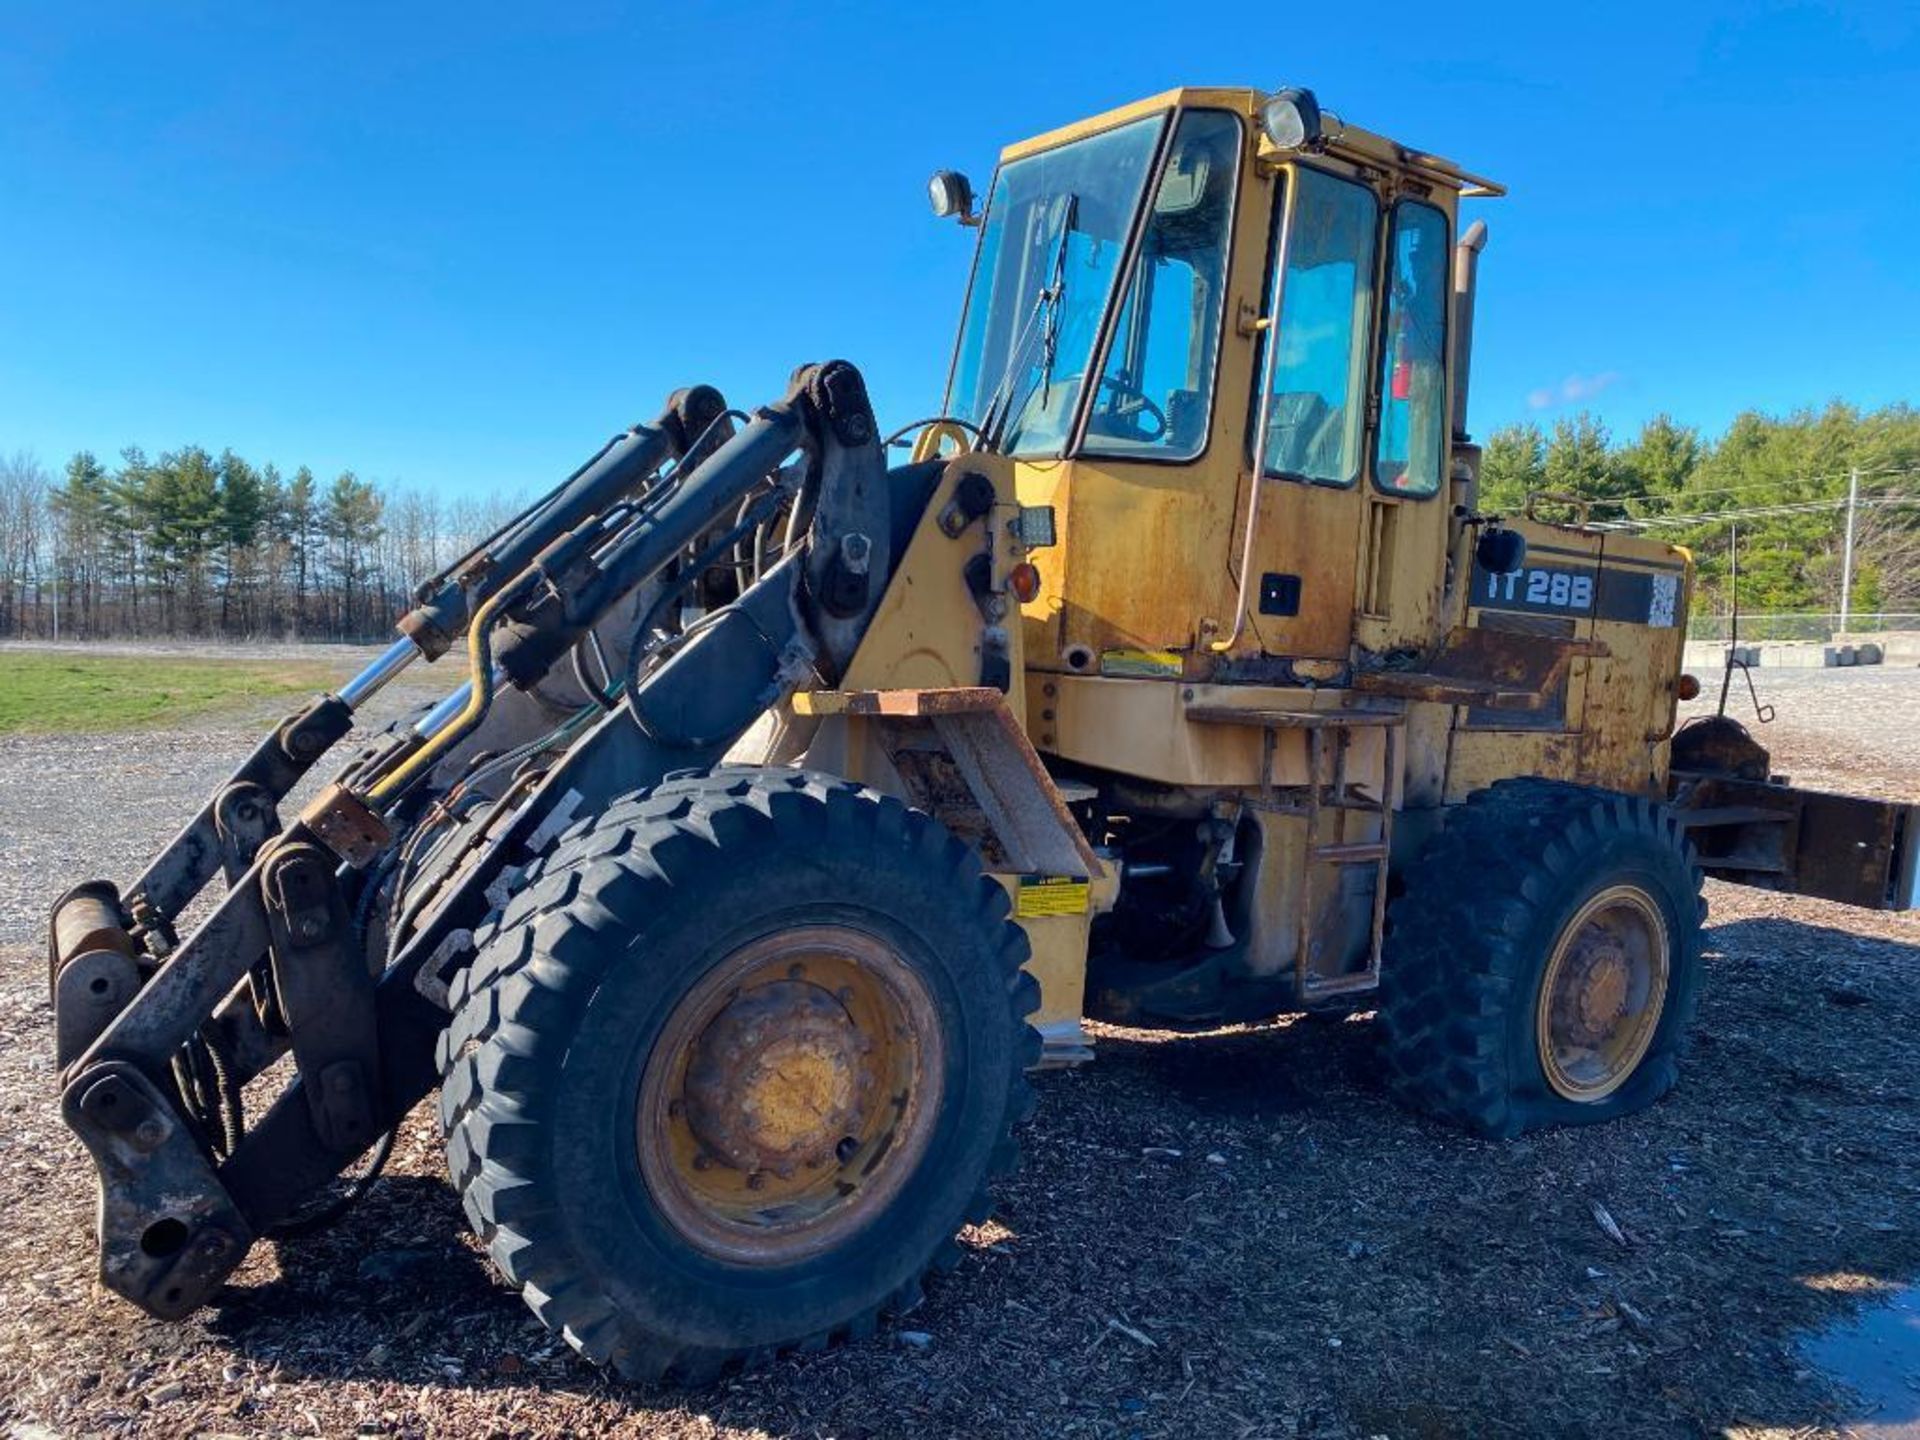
xmin=1376 ymin=781 xmax=1705 ymax=1138
xmin=436 ymin=767 xmax=1038 ymax=1382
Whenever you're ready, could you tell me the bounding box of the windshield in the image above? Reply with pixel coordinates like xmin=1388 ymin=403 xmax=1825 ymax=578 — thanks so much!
xmin=944 ymin=115 xmax=1165 ymax=456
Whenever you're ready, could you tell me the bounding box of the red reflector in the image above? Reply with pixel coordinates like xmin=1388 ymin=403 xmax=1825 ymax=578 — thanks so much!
xmin=1008 ymin=562 xmax=1042 ymax=603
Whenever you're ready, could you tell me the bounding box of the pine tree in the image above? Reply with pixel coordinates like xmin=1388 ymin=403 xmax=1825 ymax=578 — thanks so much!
xmin=1617 ymin=415 xmax=1701 ymax=514
xmin=49 ymin=451 xmax=112 ymax=635
xmin=321 ymin=471 xmax=384 ymax=637
xmin=283 ymin=466 xmax=317 ymax=635
xmin=1477 ymin=422 xmax=1545 ymax=514
xmin=216 ymin=450 xmax=268 ymax=633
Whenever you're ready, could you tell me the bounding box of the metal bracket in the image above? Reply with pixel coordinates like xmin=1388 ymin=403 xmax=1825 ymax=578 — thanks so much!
xmin=61 ymin=1060 xmax=250 ymax=1318
xmin=214 ymin=782 xmax=281 ymax=885
xmin=262 ymin=844 xmax=382 ymax=1153
xmin=49 ymin=881 xmax=142 ymax=1069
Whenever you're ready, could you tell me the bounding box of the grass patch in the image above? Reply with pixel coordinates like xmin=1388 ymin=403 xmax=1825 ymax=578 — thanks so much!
xmin=0 ymin=652 xmax=346 ymax=734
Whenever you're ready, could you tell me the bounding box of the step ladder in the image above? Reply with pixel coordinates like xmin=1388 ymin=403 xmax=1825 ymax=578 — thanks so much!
xmin=1185 ymin=705 xmax=1405 ymax=1002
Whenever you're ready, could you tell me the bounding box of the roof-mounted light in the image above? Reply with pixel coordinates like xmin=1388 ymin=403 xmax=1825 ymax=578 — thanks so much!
xmin=927 ymin=169 xmax=979 ymax=226
xmin=1259 ymin=87 xmax=1323 ymax=152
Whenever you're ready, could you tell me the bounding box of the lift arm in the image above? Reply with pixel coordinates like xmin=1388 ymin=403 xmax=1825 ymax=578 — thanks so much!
xmin=48 ymin=361 xmax=905 ymax=1319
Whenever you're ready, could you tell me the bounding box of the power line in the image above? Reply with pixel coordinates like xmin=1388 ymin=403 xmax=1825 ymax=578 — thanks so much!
xmin=1595 ymin=463 xmax=1920 ymax=511
xmin=1595 ymin=493 xmax=1920 ymax=531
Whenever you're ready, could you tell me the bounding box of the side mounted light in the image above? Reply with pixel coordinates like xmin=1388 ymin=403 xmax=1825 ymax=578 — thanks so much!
xmin=927 ymin=170 xmax=978 ymax=225
xmin=1259 ymin=87 xmax=1323 ymax=152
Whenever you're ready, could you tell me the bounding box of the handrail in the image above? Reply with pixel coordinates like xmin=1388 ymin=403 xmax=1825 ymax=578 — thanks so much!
xmin=1212 ymin=179 xmax=1297 ymax=653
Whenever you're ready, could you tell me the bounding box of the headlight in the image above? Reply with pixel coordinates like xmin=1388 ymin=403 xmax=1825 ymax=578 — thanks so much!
xmin=1259 ymin=87 xmax=1323 ymax=152
xmin=927 ymin=170 xmax=974 ymax=221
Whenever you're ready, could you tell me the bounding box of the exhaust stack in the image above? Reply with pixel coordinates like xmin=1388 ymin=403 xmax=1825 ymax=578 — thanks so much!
xmin=1450 ymin=219 xmax=1489 ymax=442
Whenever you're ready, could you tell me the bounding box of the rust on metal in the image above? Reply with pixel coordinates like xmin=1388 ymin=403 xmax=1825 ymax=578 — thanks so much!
xmin=1353 ymin=626 xmax=1609 ymax=710
xmin=682 ymin=980 xmax=873 ymax=1178
xmin=52 ymin=888 xmax=134 ymax=969
xmin=1673 ymin=775 xmax=1917 ymax=910
xmin=820 ymin=685 xmax=1098 ymax=877
xmin=297 ymin=783 xmax=393 ymax=869
xmin=637 ymin=926 xmax=944 ymax=1265
xmin=1534 ymin=884 xmax=1669 ymax=1102
xmin=793 ymin=686 xmax=1005 ymax=718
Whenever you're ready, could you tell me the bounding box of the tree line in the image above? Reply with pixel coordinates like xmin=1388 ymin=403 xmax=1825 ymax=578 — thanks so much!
xmin=1478 ymin=400 xmax=1920 ymax=618
xmin=0 ymin=401 xmax=1914 ymax=642
xmin=0 ymin=447 xmax=524 ymax=641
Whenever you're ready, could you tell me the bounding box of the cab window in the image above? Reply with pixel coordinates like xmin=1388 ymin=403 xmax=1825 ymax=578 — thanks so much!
xmin=1374 ymin=200 xmax=1449 ymax=496
xmin=1082 ymin=110 xmax=1242 ymax=461
xmin=1249 ymin=166 xmax=1379 ymax=486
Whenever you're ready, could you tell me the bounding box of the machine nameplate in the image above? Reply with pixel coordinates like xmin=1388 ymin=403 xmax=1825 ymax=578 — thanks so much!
xmin=1474 ymin=562 xmax=1681 ymax=629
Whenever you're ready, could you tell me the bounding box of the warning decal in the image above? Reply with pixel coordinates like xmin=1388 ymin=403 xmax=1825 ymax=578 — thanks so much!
xmin=1016 ymin=875 xmax=1090 ymax=918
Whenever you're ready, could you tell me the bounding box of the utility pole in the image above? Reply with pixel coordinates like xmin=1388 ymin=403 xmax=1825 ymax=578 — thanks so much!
xmin=1839 ymin=466 xmax=1860 ymax=635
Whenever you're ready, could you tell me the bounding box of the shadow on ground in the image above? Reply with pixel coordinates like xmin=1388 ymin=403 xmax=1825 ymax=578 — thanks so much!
xmin=82 ymin=910 xmax=1911 ymax=1439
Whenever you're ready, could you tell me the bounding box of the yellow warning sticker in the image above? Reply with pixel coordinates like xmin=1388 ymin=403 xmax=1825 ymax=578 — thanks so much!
xmin=1100 ymin=647 xmax=1183 ymax=679
xmin=1017 ymin=875 xmax=1090 ymax=918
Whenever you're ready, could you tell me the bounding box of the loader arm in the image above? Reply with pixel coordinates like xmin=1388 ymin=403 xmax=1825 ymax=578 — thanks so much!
xmin=47 ymin=361 xmax=934 ymax=1319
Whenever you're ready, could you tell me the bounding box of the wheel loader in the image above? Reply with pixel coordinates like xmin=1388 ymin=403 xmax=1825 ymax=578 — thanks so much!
xmin=48 ymin=84 xmax=1919 ymax=1382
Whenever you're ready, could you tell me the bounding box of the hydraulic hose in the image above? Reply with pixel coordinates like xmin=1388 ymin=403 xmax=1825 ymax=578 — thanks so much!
xmin=366 ymin=573 xmax=534 ymax=806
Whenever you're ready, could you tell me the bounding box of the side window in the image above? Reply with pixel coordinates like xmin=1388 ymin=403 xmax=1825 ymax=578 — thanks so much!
xmin=1083 ymin=110 xmax=1242 ymax=461
xmin=1251 ymin=166 xmax=1379 ymax=486
xmin=1374 ymin=201 xmax=1449 ymax=496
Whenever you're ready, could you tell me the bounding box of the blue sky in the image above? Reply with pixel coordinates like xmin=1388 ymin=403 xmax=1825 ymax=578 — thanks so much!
xmin=1 ymin=2 xmax=1914 ymax=495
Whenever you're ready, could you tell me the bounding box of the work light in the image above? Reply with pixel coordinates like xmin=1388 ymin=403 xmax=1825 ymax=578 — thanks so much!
xmin=1260 ymin=87 xmax=1323 ymax=151
xmin=927 ymin=169 xmax=975 ymax=223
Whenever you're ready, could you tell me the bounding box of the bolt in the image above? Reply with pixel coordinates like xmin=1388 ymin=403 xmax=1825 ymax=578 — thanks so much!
xmin=1043 ymin=683 xmax=1057 ymax=698
xmin=835 ymin=1137 xmax=860 ymax=1165
xmin=668 ymin=1099 xmax=685 ymax=1119
xmin=133 ymin=1118 xmax=167 ymax=1149
xmin=746 ymin=1172 xmax=765 ymax=1191
xmin=835 ymin=986 xmax=854 ymax=1003
xmin=693 ymin=1154 xmax=712 ymax=1172
xmin=787 ymin=963 xmax=805 ymax=980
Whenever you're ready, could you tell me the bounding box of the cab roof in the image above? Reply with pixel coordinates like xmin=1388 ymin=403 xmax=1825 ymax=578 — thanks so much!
xmin=1001 ymin=86 xmax=1505 ymax=198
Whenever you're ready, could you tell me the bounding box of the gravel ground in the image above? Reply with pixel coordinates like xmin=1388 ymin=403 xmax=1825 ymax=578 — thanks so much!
xmin=1 ymin=656 xmax=1917 ymax=1439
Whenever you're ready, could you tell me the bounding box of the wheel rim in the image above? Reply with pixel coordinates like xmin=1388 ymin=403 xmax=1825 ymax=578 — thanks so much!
xmin=1534 ymin=884 xmax=1670 ymax=1102
xmin=637 ymin=925 xmax=944 ymax=1265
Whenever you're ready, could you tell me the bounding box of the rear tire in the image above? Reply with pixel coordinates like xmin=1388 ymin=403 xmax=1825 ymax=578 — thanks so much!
xmin=1376 ymin=780 xmax=1705 ymax=1138
xmin=436 ymin=767 xmax=1038 ymax=1383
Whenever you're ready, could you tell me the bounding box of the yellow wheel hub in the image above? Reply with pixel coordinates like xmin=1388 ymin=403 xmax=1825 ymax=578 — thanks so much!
xmin=1535 ymin=885 xmax=1669 ymax=1102
xmin=638 ymin=926 xmax=942 ymax=1264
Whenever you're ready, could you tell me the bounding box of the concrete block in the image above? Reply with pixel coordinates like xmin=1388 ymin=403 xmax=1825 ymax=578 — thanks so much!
xmin=1856 ymin=642 xmax=1884 ymax=665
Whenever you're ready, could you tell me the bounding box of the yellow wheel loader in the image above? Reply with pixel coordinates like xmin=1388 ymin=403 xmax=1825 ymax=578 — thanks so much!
xmin=48 ymin=85 xmax=1918 ymax=1382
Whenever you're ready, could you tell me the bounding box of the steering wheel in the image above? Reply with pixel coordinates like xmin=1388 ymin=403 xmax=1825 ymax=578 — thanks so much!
xmin=1095 ymin=373 xmax=1168 ymax=442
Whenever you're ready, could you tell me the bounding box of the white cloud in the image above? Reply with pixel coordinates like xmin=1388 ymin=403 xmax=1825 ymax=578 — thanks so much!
xmin=1527 ymin=371 xmax=1623 ymax=410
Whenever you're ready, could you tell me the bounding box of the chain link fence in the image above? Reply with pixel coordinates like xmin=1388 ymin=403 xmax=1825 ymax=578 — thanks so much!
xmin=1685 ymin=612 xmax=1920 ymax=642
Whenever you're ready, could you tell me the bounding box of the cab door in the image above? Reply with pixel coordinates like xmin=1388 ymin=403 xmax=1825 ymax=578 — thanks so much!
xmin=1236 ymin=162 xmax=1381 ymax=661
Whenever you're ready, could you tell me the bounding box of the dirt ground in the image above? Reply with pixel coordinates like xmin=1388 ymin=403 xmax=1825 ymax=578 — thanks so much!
xmin=2 ymin=656 xmax=1917 ymax=1439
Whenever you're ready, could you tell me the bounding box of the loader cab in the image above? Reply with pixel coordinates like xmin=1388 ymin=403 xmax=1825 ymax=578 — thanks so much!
xmin=940 ymin=87 xmax=1502 ymax=703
